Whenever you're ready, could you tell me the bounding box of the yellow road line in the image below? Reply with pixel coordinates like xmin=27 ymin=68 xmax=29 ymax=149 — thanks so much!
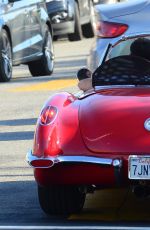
xmin=9 ymin=79 xmax=77 ymax=92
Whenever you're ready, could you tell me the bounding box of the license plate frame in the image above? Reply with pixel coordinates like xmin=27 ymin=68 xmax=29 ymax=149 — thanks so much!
xmin=128 ymin=155 xmax=150 ymax=180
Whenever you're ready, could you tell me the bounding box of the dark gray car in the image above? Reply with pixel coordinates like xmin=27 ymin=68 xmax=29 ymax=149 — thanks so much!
xmin=0 ymin=0 xmax=54 ymax=82
xmin=46 ymin=0 xmax=96 ymax=41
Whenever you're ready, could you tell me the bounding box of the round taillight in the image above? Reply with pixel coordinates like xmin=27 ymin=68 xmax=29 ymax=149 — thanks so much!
xmin=40 ymin=106 xmax=57 ymax=125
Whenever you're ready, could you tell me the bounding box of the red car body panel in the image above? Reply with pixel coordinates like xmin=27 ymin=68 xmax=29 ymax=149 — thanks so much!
xmin=33 ymin=92 xmax=90 ymax=158
xmin=29 ymin=87 xmax=150 ymax=187
xmin=34 ymin=162 xmax=128 ymax=186
xmin=80 ymin=88 xmax=150 ymax=154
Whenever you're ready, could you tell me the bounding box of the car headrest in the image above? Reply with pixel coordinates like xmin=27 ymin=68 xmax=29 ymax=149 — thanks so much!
xmin=92 ymin=55 xmax=150 ymax=86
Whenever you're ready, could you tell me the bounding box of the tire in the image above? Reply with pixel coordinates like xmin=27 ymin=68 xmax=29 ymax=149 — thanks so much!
xmin=0 ymin=29 xmax=12 ymax=82
xmin=28 ymin=26 xmax=54 ymax=77
xmin=38 ymin=185 xmax=86 ymax=215
xmin=82 ymin=0 xmax=95 ymax=38
xmin=68 ymin=2 xmax=82 ymax=41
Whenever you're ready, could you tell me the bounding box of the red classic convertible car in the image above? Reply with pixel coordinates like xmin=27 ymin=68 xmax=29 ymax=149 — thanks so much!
xmin=27 ymin=27 xmax=150 ymax=216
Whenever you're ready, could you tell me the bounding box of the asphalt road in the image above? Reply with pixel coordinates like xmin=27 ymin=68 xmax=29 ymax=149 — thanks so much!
xmin=1 ymin=38 xmax=150 ymax=230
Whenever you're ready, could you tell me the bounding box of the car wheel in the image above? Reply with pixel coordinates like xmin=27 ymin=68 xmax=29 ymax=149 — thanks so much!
xmin=82 ymin=0 xmax=95 ymax=38
xmin=28 ymin=26 xmax=54 ymax=77
xmin=0 ymin=29 xmax=12 ymax=82
xmin=68 ymin=2 xmax=82 ymax=41
xmin=38 ymin=185 xmax=86 ymax=215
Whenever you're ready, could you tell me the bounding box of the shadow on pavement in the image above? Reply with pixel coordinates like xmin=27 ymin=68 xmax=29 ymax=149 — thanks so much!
xmin=0 ymin=118 xmax=36 ymax=141
xmin=0 ymin=118 xmax=37 ymax=126
xmin=70 ymin=188 xmax=150 ymax=223
xmin=0 ymin=180 xmax=55 ymax=225
xmin=0 ymin=131 xmax=34 ymax=141
xmin=0 ymin=181 xmax=150 ymax=226
xmin=0 ymin=180 xmax=70 ymax=225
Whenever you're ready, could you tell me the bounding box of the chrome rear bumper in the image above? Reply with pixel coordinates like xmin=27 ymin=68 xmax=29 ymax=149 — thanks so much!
xmin=26 ymin=150 xmax=122 ymax=169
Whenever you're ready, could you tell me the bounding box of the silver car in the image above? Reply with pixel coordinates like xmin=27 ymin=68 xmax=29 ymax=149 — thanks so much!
xmin=88 ymin=0 xmax=150 ymax=71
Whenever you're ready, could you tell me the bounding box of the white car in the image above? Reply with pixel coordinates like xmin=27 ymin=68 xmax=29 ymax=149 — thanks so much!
xmin=88 ymin=0 xmax=147 ymax=71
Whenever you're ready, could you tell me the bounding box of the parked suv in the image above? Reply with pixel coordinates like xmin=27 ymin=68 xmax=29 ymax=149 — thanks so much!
xmin=46 ymin=0 xmax=121 ymax=41
xmin=0 ymin=0 xmax=54 ymax=82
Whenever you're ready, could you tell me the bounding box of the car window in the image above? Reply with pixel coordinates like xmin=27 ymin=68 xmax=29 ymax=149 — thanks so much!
xmin=109 ymin=37 xmax=150 ymax=59
xmin=93 ymin=36 xmax=150 ymax=87
xmin=109 ymin=39 xmax=135 ymax=59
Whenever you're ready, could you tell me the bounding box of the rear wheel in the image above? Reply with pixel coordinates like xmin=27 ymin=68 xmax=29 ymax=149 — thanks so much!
xmin=28 ymin=26 xmax=54 ymax=77
xmin=38 ymin=185 xmax=86 ymax=215
xmin=0 ymin=29 xmax=12 ymax=82
xmin=82 ymin=0 xmax=95 ymax=38
xmin=68 ymin=2 xmax=82 ymax=41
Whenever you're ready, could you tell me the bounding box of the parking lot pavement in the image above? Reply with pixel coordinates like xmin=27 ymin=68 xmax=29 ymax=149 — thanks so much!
xmin=1 ymin=38 xmax=150 ymax=228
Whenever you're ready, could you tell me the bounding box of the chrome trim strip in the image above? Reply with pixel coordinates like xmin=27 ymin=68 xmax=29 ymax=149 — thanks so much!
xmin=57 ymin=155 xmax=112 ymax=165
xmin=110 ymin=33 xmax=150 ymax=50
xmin=13 ymin=35 xmax=42 ymax=53
xmin=95 ymin=85 xmax=135 ymax=91
xmin=95 ymin=85 xmax=150 ymax=91
xmin=26 ymin=150 xmax=113 ymax=168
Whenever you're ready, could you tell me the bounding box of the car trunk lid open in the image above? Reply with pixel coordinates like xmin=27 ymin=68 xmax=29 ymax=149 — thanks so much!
xmin=79 ymin=88 xmax=150 ymax=154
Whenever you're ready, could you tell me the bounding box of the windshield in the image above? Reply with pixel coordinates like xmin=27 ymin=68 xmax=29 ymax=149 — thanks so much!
xmin=92 ymin=36 xmax=150 ymax=87
xmin=108 ymin=36 xmax=150 ymax=59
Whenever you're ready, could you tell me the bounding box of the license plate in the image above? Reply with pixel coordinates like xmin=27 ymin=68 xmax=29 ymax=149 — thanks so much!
xmin=129 ymin=156 xmax=150 ymax=179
